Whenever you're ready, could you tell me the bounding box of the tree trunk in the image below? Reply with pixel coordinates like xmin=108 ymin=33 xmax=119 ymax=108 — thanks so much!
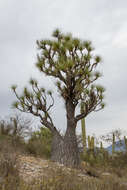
xmin=51 ymin=130 xmax=64 ymax=163
xmin=63 ymin=122 xmax=80 ymax=168
xmin=51 ymin=99 xmax=80 ymax=168
xmin=51 ymin=126 xmax=80 ymax=168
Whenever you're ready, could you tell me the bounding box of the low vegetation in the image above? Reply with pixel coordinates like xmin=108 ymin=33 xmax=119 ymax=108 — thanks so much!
xmin=0 ymin=114 xmax=127 ymax=189
xmin=26 ymin=126 xmax=53 ymax=158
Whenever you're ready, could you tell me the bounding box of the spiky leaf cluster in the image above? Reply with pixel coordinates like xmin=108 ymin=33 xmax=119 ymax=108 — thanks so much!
xmin=76 ymin=85 xmax=105 ymax=120
xmin=12 ymin=29 xmax=105 ymax=126
xmin=11 ymin=79 xmax=55 ymax=131
xmin=36 ymin=29 xmax=105 ymax=115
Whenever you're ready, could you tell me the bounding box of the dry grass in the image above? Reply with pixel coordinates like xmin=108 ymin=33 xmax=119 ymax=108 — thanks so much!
xmin=0 ymin=142 xmax=127 ymax=190
xmin=0 ymin=172 xmax=127 ymax=190
xmin=0 ymin=120 xmax=127 ymax=189
xmin=0 ymin=152 xmax=127 ymax=190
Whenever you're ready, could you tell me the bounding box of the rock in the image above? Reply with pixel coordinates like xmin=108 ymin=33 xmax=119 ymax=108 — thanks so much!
xmin=101 ymin=172 xmax=111 ymax=176
xmin=120 ymin=182 xmax=127 ymax=186
xmin=77 ymin=173 xmax=86 ymax=178
xmin=16 ymin=155 xmax=92 ymax=183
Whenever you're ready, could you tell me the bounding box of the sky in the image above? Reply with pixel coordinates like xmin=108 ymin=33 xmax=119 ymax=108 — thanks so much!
xmin=0 ymin=0 xmax=127 ymax=138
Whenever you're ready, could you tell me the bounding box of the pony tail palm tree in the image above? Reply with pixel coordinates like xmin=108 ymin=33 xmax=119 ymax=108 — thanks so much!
xmin=11 ymin=29 xmax=105 ymax=168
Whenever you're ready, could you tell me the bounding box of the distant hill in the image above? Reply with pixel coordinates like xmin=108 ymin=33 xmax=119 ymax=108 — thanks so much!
xmin=106 ymin=140 xmax=127 ymax=154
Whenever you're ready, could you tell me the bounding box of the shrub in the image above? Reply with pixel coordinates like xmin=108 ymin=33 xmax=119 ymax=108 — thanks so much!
xmin=81 ymin=147 xmax=110 ymax=167
xmin=0 ymin=173 xmax=126 ymax=190
xmin=26 ymin=127 xmax=53 ymax=158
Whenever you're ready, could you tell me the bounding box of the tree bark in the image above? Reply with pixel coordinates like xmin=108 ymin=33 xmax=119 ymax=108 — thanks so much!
xmin=51 ymin=126 xmax=80 ymax=168
xmin=51 ymin=130 xmax=64 ymax=163
xmin=63 ymin=122 xmax=80 ymax=167
xmin=51 ymin=99 xmax=80 ymax=168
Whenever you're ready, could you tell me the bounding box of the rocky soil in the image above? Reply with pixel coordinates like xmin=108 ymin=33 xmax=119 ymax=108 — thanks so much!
xmin=17 ymin=155 xmax=90 ymax=183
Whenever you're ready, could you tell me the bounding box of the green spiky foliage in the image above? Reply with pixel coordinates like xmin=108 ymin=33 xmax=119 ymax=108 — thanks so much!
xmin=11 ymin=81 xmax=55 ymax=132
xmin=11 ymin=29 xmax=105 ymax=129
xmin=112 ymin=133 xmax=115 ymax=154
xmin=80 ymin=102 xmax=87 ymax=154
xmin=11 ymin=29 xmax=105 ymax=167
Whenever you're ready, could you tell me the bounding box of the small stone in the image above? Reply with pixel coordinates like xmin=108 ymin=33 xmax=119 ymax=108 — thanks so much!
xmin=77 ymin=174 xmax=86 ymax=178
xmin=102 ymin=172 xmax=111 ymax=176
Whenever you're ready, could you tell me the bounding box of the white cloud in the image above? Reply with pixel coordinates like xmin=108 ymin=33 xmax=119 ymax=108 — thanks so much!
xmin=112 ymin=23 xmax=127 ymax=48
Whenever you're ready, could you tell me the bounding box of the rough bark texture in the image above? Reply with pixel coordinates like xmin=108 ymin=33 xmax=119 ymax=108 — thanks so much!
xmin=51 ymin=128 xmax=80 ymax=168
xmin=51 ymin=131 xmax=64 ymax=163
xmin=51 ymin=99 xmax=80 ymax=168
xmin=63 ymin=124 xmax=80 ymax=167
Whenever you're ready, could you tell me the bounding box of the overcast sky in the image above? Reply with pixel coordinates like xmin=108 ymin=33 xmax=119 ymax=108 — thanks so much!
xmin=0 ymin=0 xmax=127 ymax=138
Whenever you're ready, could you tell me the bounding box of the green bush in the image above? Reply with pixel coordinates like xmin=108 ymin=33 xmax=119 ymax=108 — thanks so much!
xmin=109 ymin=151 xmax=127 ymax=168
xmin=0 ymin=115 xmax=32 ymax=154
xmin=81 ymin=147 xmax=110 ymax=167
xmin=26 ymin=127 xmax=53 ymax=158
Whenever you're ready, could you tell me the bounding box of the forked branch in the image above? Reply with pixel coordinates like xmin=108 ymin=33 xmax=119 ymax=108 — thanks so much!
xmin=11 ymin=80 xmax=57 ymax=133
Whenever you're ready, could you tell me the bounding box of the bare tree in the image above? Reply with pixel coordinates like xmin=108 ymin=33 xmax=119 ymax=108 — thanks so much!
xmin=0 ymin=113 xmax=32 ymax=139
